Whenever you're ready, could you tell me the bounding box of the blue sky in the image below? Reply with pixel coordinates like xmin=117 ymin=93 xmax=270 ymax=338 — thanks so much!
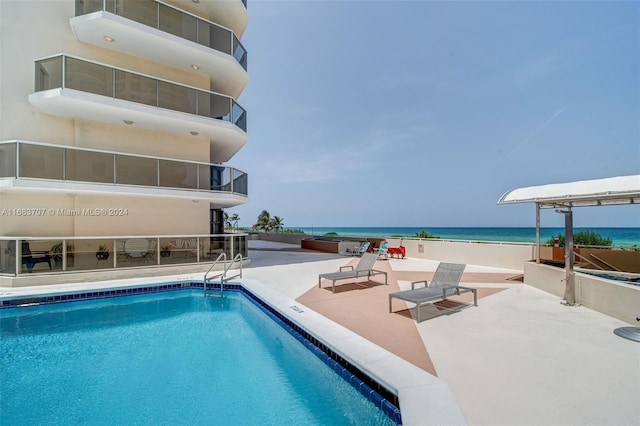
xmin=230 ymin=0 xmax=639 ymax=229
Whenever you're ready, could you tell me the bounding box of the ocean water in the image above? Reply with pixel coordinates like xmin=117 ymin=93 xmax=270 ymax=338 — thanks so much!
xmin=289 ymin=227 xmax=640 ymax=247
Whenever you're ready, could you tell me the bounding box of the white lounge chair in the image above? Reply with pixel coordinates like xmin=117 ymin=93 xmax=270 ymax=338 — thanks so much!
xmin=389 ymin=262 xmax=477 ymax=322
xmin=319 ymin=252 xmax=387 ymax=293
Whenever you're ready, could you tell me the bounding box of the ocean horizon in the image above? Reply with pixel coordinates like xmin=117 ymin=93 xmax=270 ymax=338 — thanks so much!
xmin=286 ymin=227 xmax=640 ymax=247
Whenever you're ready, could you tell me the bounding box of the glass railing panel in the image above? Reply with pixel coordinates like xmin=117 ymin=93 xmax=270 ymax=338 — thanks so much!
xmin=115 ymin=155 xmax=157 ymax=186
xmin=114 ymin=238 xmax=127 ymax=268
xmin=233 ymin=234 xmax=248 ymax=258
xmin=0 ymin=143 xmax=17 ymax=177
xmin=117 ymin=0 xmax=157 ymax=28
xmin=232 ymin=169 xmax=248 ymax=195
xmin=18 ymin=144 xmax=64 ymax=180
xmin=65 ymin=149 xmax=115 ymax=183
xmin=76 ymin=0 xmax=99 ymax=14
xmin=196 ymin=91 xmax=231 ymax=121
xmin=115 ymin=69 xmax=157 ymax=107
xmin=199 ymin=236 xmax=229 ymax=262
xmin=232 ymin=102 xmax=247 ymax=131
xmin=206 ymin=23 xmax=232 ymax=55
xmin=159 ymin=159 xmax=197 ymax=189
xmin=0 ymin=240 xmax=17 ymax=275
xmin=207 ymin=166 xmax=231 ymax=191
xmin=158 ymin=238 xmax=174 ymax=265
xmin=65 ymin=57 xmax=113 ymax=97
xmin=16 ymin=240 xmax=55 ymax=274
xmin=35 ymin=56 xmax=63 ymax=92
xmin=157 ymin=237 xmax=197 ymax=264
xmin=112 ymin=237 xmax=158 ymax=268
xmin=62 ymin=238 xmax=113 ymax=271
xmin=197 ymin=164 xmax=208 ymax=191
xmin=49 ymin=240 xmax=71 ymax=270
xmin=158 ymin=81 xmax=196 ymax=115
xmin=233 ymin=35 xmax=247 ymax=71
xmin=159 ymin=3 xmax=198 ymax=43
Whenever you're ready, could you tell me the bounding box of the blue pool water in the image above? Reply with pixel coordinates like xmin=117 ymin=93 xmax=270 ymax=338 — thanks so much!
xmin=0 ymin=290 xmax=397 ymax=425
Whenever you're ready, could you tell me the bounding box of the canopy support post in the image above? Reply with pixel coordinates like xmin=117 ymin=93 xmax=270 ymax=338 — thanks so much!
xmin=557 ymin=208 xmax=575 ymax=305
xmin=535 ymin=203 xmax=540 ymax=263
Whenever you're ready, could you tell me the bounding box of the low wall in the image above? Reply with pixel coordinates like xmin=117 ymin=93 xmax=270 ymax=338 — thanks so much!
xmin=250 ymin=233 xmax=309 ymax=245
xmin=387 ymin=238 xmax=535 ymax=271
xmin=524 ymin=262 xmax=640 ymax=325
xmin=254 ymin=234 xmax=536 ymax=271
xmin=300 ymin=239 xmax=339 ymax=253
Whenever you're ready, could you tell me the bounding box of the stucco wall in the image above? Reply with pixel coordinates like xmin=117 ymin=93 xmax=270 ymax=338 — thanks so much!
xmin=524 ymin=262 xmax=640 ymax=325
xmin=387 ymin=238 xmax=535 ymax=271
xmin=0 ymin=194 xmax=209 ymax=237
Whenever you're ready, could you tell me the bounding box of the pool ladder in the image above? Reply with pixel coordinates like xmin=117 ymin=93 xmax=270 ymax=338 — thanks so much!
xmin=203 ymin=253 xmax=243 ymax=297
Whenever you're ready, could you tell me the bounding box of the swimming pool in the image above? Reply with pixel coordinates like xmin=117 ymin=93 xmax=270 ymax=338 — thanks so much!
xmin=0 ymin=287 xmax=399 ymax=425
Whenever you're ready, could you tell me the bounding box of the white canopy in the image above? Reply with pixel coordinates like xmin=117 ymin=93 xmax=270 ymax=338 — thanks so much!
xmin=497 ymin=175 xmax=640 ymax=208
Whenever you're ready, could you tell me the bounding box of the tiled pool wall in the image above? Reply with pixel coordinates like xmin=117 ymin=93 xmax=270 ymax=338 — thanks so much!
xmin=0 ymin=281 xmax=403 ymax=425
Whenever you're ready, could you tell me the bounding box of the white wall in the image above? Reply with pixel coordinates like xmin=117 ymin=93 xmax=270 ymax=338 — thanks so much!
xmin=524 ymin=262 xmax=640 ymax=325
xmin=387 ymin=238 xmax=535 ymax=271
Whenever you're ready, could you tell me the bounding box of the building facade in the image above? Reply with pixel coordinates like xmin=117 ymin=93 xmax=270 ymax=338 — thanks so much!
xmin=0 ymin=0 xmax=250 ymax=281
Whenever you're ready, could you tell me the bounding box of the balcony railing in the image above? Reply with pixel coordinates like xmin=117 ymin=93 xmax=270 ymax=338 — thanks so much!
xmin=34 ymin=55 xmax=247 ymax=132
xmin=0 ymin=141 xmax=248 ymax=196
xmin=0 ymin=234 xmax=248 ymax=276
xmin=76 ymin=0 xmax=247 ymax=70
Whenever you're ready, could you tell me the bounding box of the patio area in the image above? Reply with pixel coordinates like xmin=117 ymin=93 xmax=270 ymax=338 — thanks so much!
xmin=242 ymin=240 xmax=640 ymax=425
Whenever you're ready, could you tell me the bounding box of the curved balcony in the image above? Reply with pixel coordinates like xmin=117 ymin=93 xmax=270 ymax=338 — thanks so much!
xmin=169 ymin=0 xmax=249 ymax=37
xmin=0 ymin=141 xmax=248 ymax=206
xmin=72 ymin=0 xmax=248 ymax=97
xmin=29 ymin=55 xmax=248 ymax=163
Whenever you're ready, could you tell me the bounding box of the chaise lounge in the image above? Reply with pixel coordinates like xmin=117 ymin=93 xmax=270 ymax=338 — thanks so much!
xmin=389 ymin=262 xmax=477 ymax=322
xmin=346 ymin=241 xmax=370 ymax=256
xmin=319 ymin=252 xmax=387 ymax=293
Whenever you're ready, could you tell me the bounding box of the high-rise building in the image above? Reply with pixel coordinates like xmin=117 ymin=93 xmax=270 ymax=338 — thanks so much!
xmin=0 ymin=0 xmax=250 ymax=283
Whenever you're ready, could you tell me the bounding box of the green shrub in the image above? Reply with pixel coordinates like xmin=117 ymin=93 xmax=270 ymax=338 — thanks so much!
xmin=274 ymin=229 xmax=306 ymax=234
xmin=545 ymin=230 xmax=612 ymax=247
xmin=414 ymin=230 xmax=440 ymax=239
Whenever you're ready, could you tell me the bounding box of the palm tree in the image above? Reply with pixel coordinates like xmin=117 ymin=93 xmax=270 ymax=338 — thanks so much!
xmin=253 ymin=210 xmax=271 ymax=232
xmin=229 ymin=213 xmax=240 ymax=231
xmin=269 ymin=216 xmax=284 ymax=232
xmin=223 ymin=212 xmax=231 ymax=229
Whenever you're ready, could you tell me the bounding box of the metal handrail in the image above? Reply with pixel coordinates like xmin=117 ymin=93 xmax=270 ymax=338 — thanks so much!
xmin=204 ymin=252 xmax=227 ymax=296
xmin=224 ymin=253 xmax=244 ymax=281
xmin=203 ymin=252 xmax=243 ymax=297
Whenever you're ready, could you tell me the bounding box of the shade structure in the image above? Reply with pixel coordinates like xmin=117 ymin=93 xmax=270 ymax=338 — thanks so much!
xmin=497 ymin=174 xmax=640 ymax=307
xmin=497 ymin=175 xmax=640 ymax=208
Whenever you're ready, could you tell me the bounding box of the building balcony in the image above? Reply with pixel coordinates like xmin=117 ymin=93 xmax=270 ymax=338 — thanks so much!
xmin=29 ymin=55 xmax=248 ymax=163
xmin=0 ymin=141 xmax=248 ymax=206
xmin=71 ymin=0 xmax=248 ymax=97
xmin=169 ymin=0 xmax=249 ymax=38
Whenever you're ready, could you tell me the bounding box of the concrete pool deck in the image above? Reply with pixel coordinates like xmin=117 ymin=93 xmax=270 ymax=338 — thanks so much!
xmin=243 ymin=240 xmax=640 ymax=425
xmin=2 ymin=239 xmax=639 ymax=425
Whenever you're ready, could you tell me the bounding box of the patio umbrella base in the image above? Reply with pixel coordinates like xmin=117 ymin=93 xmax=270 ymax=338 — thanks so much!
xmin=613 ymin=326 xmax=640 ymax=342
